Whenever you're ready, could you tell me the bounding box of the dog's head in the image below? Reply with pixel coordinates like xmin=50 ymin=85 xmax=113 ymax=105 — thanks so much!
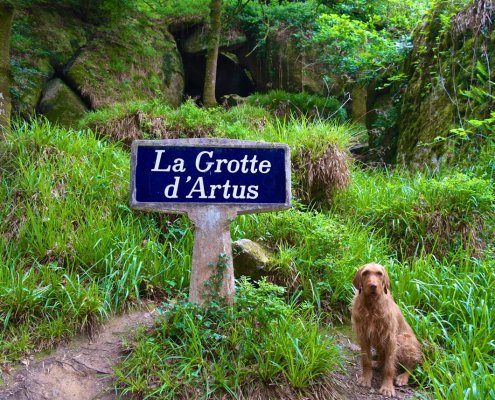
xmin=353 ymin=263 xmax=390 ymax=297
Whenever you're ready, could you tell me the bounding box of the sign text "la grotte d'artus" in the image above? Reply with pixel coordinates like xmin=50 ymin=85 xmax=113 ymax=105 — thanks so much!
xmin=131 ymin=139 xmax=290 ymax=209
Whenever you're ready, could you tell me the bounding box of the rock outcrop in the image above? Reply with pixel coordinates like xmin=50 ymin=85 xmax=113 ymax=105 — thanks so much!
xmin=10 ymin=6 xmax=185 ymax=125
xmin=181 ymin=25 xmax=247 ymax=55
xmin=10 ymin=6 xmax=89 ymax=117
xmin=67 ymin=21 xmax=184 ymax=109
xmin=37 ymin=78 xmax=88 ymax=127
xmin=397 ymin=1 xmax=495 ymax=169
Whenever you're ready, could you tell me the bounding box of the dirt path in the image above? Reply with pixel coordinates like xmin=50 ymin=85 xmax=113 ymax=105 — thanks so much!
xmin=0 ymin=313 xmax=421 ymax=400
xmin=0 ymin=309 xmax=155 ymax=400
xmin=331 ymin=333 xmax=420 ymax=400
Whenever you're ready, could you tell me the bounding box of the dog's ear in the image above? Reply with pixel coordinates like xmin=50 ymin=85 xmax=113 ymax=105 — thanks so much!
xmin=382 ymin=267 xmax=390 ymax=294
xmin=353 ymin=267 xmax=363 ymax=293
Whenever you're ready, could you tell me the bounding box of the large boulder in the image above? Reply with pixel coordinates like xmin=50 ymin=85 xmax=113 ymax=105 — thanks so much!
xmin=37 ymin=78 xmax=88 ymax=127
xmin=66 ymin=20 xmax=184 ymax=108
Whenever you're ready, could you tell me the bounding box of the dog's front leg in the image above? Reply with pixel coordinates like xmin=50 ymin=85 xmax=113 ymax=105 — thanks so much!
xmin=379 ymin=341 xmax=397 ymax=397
xmin=357 ymin=338 xmax=373 ymax=388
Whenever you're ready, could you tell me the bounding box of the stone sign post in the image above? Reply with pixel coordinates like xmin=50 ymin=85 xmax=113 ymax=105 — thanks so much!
xmin=130 ymin=138 xmax=291 ymax=305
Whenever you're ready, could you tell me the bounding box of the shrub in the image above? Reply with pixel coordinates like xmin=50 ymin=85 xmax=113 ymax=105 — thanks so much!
xmin=115 ymin=279 xmax=340 ymax=399
xmin=312 ymin=13 xmax=410 ymax=82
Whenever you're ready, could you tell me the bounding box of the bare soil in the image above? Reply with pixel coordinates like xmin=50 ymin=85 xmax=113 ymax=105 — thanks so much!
xmin=0 ymin=309 xmax=155 ymax=400
xmin=331 ymin=333 xmax=420 ymax=400
xmin=0 ymin=313 xmax=421 ymax=400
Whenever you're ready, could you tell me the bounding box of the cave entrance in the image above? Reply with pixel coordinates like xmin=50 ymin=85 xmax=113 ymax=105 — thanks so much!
xmin=182 ymin=52 xmax=256 ymax=104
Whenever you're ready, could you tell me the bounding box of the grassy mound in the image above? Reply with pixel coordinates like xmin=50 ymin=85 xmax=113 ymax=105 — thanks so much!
xmin=0 ymin=120 xmax=192 ymax=361
xmin=80 ymin=100 xmax=356 ymax=205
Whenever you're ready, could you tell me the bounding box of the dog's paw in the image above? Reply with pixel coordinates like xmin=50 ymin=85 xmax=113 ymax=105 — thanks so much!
xmin=357 ymin=375 xmax=372 ymax=388
xmin=378 ymin=384 xmax=396 ymax=397
xmin=395 ymin=372 xmax=409 ymax=386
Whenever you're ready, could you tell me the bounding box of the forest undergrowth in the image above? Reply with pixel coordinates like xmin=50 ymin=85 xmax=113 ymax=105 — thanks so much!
xmin=1 ymin=100 xmax=494 ymax=398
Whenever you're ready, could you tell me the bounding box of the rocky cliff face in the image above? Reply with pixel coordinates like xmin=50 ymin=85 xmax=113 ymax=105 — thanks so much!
xmin=397 ymin=1 xmax=495 ymax=169
xmin=10 ymin=5 xmax=184 ymax=127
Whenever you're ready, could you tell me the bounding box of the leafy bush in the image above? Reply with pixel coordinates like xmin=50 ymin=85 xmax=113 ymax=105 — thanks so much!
xmin=115 ymin=280 xmax=340 ymax=399
xmin=248 ymin=90 xmax=347 ymax=121
xmin=328 ymin=0 xmax=431 ymax=32
xmin=312 ymin=13 xmax=410 ymax=82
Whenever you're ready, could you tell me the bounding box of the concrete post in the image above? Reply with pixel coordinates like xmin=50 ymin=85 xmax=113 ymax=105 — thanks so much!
xmin=188 ymin=207 xmax=237 ymax=305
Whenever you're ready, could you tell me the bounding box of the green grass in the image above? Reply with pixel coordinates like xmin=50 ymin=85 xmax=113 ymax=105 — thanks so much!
xmin=332 ymin=168 xmax=494 ymax=260
xmin=1 ymin=115 xmax=494 ymax=399
xmin=393 ymin=256 xmax=495 ymax=399
xmin=115 ymin=280 xmax=340 ymax=399
xmin=79 ymin=98 xmax=356 ymax=153
xmin=0 ymin=120 xmax=192 ymax=362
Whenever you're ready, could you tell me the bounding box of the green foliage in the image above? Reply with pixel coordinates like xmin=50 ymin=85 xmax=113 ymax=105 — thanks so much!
xmin=445 ymin=62 xmax=495 ymax=152
xmin=115 ymin=279 xmax=340 ymax=398
xmin=248 ymin=90 xmax=347 ymax=121
xmin=328 ymin=0 xmax=431 ymax=32
xmin=313 ymin=13 xmax=409 ymax=82
xmin=234 ymin=0 xmax=323 ymax=44
xmin=233 ymin=0 xmax=430 ymax=82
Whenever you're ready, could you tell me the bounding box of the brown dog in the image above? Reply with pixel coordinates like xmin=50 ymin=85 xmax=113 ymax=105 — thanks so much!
xmin=351 ymin=263 xmax=422 ymax=397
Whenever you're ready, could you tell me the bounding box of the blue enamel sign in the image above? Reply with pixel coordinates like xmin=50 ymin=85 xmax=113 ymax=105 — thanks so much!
xmin=130 ymin=139 xmax=291 ymax=210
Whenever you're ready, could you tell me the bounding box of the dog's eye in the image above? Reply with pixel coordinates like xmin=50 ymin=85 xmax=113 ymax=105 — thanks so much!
xmin=377 ymin=271 xmax=383 ymax=276
xmin=362 ymin=270 xmax=369 ymax=276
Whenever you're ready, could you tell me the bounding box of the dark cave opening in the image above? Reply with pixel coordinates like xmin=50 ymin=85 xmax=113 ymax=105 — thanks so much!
xmin=182 ymin=52 xmax=256 ymax=103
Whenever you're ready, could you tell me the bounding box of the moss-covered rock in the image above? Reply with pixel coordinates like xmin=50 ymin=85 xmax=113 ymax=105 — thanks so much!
xmin=397 ymin=1 xmax=495 ymax=169
xmin=66 ymin=19 xmax=184 ymax=108
xmin=10 ymin=6 xmax=89 ymax=117
xmin=181 ymin=25 xmax=247 ymax=54
xmin=233 ymin=239 xmax=272 ymax=281
xmin=37 ymin=78 xmax=88 ymax=127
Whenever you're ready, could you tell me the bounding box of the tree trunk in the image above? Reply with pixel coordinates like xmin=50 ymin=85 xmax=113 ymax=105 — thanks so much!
xmin=0 ymin=2 xmax=14 ymax=137
xmin=203 ymin=0 xmax=222 ymax=108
